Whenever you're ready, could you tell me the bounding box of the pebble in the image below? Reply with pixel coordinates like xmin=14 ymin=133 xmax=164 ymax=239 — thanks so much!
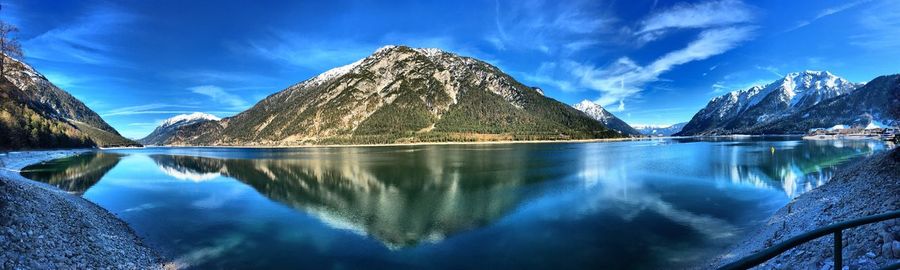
xmin=0 ymin=151 xmax=164 ymax=269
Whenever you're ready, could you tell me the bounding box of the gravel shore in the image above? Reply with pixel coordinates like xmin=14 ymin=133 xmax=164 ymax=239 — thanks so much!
xmin=0 ymin=150 xmax=166 ymax=269
xmin=711 ymin=148 xmax=900 ymax=269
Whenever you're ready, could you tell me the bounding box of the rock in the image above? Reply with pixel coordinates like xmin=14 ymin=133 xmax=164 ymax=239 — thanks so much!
xmin=865 ymin=251 xmax=876 ymax=258
xmin=892 ymin=240 xmax=900 ymax=258
xmin=881 ymin=231 xmax=894 ymax=243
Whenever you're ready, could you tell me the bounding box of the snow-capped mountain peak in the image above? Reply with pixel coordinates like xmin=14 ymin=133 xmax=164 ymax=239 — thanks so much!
xmin=296 ymin=45 xmax=450 ymax=89
xmin=573 ymin=100 xmax=609 ymax=120
xmin=139 ymin=112 xmax=221 ymax=145
xmin=572 ymin=100 xmax=641 ymax=136
xmin=161 ymin=112 xmax=220 ymax=128
xmin=377 ymin=45 xmax=446 ymax=57
xmin=776 ymin=70 xmax=859 ymax=108
xmin=299 ymin=59 xmax=365 ymax=88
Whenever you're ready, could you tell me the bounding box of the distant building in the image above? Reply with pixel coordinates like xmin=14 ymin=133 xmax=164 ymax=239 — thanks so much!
xmin=804 ymin=123 xmax=898 ymax=141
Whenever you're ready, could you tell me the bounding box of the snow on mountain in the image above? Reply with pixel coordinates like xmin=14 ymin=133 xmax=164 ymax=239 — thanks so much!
xmin=295 ymin=45 xmax=452 ymax=89
xmin=780 ymin=71 xmax=858 ymax=109
xmin=573 ymin=100 xmax=610 ymax=121
xmin=160 ymin=112 xmax=221 ymax=128
xmin=754 ymin=74 xmax=900 ymax=133
xmin=678 ymin=71 xmax=863 ymax=135
xmin=573 ymin=100 xmax=641 ymax=135
xmin=157 ymin=165 xmax=221 ymax=182
xmin=138 ymin=112 xmax=221 ymax=145
xmin=298 ymin=59 xmax=365 ymax=88
xmin=633 ymin=122 xmax=687 ymax=136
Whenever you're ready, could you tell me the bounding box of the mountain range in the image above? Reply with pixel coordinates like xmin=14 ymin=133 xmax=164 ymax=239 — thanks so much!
xmin=749 ymin=74 xmax=899 ymax=134
xmin=633 ymin=123 xmax=687 ymax=136
xmin=158 ymin=45 xmax=622 ymax=146
xmin=5 ymin=47 xmax=897 ymax=150
xmin=676 ymin=71 xmax=897 ymax=135
xmin=0 ymin=54 xmax=137 ymax=150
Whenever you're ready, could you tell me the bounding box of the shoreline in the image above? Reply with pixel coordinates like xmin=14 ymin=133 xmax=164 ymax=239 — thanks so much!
xmin=0 ymin=150 xmax=167 ymax=269
xmin=127 ymin=134 xmax=808 ymax=149
xmin=709 ymin=148 xmax=900 ymax=269
xmin=135 ymin=137 xmax=650 ymax=149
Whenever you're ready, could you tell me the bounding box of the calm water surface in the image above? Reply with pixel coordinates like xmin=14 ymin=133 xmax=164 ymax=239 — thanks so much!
xmin=20 ymin=138 xmax=891 ymax=269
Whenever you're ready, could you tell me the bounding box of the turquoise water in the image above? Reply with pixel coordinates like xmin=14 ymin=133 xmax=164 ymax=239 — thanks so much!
xmin=20 ymin=138 xmax=890 ymax=269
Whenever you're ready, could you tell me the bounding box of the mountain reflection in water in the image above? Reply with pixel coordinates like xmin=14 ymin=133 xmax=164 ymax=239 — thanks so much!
xmin=149 ymin=147 xmax=549 ymax=247
xmin=709 ymin=139 xmax=883 ymax=198
xmin=20 ymin=152 xmax=123 ymax=194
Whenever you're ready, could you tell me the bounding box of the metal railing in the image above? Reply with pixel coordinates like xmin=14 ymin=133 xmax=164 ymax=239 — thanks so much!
xmin=719 ymin=210 xmax=900 ymax=270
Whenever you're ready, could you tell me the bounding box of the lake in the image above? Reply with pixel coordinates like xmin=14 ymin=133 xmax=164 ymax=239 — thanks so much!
xmin=19 ymin=138 xmax=891 ymax=269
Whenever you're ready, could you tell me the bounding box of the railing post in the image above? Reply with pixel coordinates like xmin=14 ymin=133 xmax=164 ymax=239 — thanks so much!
xmin=834 ymin=230 xmax=842 ymax=270
xmin=717 ymin=211 xmax=900 ymax=270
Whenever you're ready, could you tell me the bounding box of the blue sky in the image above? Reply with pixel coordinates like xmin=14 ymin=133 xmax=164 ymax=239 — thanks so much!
xmin=4 ymin=0 xmax=899 ymax=138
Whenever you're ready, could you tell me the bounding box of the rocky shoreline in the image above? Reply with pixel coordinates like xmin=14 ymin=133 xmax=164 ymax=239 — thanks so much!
xmin=0 ymin=150 xmax=167 ymax=269
xmin=711 ymin=148 xmax=900 ymax=269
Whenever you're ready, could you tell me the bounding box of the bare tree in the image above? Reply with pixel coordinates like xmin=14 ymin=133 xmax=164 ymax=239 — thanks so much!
xmin=1 ymin=5 xmax=24 ymax=77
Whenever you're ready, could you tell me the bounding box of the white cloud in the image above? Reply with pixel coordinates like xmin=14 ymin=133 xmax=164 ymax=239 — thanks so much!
xmin=851 ymin=0 xmax=900 ymax=50
xmin=754 ymin=65 xmax=783 ymax=78
xmin=785 ymin=0 xmax=871 ymax=32
xmin=637 ymin=0 xmax=754 ymax=38
xmin=485 ymin=36 xmax=506 ymax=51
xmin=41 ymin=72 xmax=81 ymax=89
xmin=171 ymin=69 xmax=278 ymax=85
xmin=189 ymin=85 xmax=248 ymax=109
xmin=649 ymin=27 xmax=754 ymax=73
xmin=711 ymin=81 xmax=727 ymax=93
xmin=702 ymin=64 xmax=719 ymax=76
xmin=489 ymin=0 xmax=614 ymax=53
xmin=570 ymin=27 xmax=754 ymax=108
xmin=102 ymin=104 xmax=198 ymax=117
xmin=519 ymin=62 xmax=579 ymax=93
xmin=709 ymin=78 xmax=772 ymax=95
xmin=23 ymin=5 xmax=134 ymax=66
xmin=245 ymin=31 xmax=489 ymax=74
xmin=563 ymin=40 xmax=600 ymax=53
xmin=247 ymin=35 xmax=374 ymax=70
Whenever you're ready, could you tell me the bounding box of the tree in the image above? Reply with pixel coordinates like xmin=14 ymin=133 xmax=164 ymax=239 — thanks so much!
xmin=1 ymin=4 xmax=24 ymax=77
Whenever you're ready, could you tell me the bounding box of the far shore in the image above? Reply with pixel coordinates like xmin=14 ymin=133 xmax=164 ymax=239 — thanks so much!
xmin=111 ymin=134 xmax=809 ymax=150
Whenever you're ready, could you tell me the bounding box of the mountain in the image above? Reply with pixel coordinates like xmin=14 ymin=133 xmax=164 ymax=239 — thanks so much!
xmin=572 ymin=100 xmax=640 ymax=136
xmin=138 ymin=112 xmax=221 ymax=145
xmin=751 ymin=74 xmax=899 ymax=133
xmin=171 ymin=45 xmax=622 ymax=146
xmin=634 ymin=122 xmax=687 ymax=136
xmin=677 ymin=71 xmax=862 ymax=135
xmin=0 ymin=55 xmax=138 ymax=149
